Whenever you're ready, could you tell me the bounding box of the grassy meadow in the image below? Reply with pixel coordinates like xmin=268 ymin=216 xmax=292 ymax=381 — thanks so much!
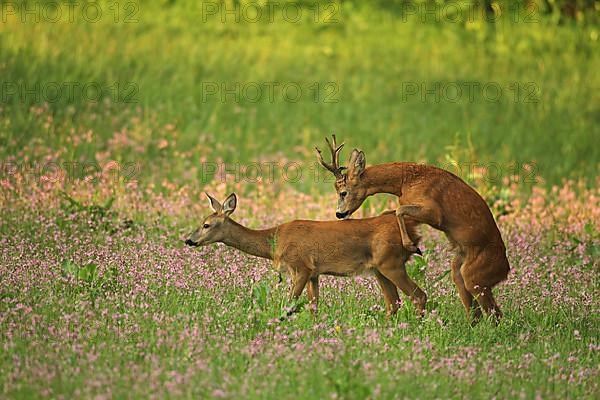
xmin=1 ymin=0 xmax=599 ymax=186
xmin=1 ymin=1 xmax=599 ymax=399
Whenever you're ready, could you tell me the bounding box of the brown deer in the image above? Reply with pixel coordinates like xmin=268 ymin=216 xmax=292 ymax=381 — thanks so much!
xmin=316 ymin=135 xmax=510 ymax=324
xmin=185 ymin=193 xmax=425 ymax=317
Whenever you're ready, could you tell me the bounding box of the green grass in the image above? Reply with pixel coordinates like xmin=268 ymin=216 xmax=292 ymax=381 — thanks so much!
xmin=0 ymin=1 xmax=599 ymax=398
xmin=1 ymin=191 xmax=598 ymax=399
xmin=0 ymin=0 xmax=598 ymax=188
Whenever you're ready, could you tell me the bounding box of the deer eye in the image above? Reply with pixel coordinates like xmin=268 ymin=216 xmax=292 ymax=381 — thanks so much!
xmin=203 ymin=224 xmax=210 ymax=229
xmin=340 ymin=191 xmax=347 ymax=198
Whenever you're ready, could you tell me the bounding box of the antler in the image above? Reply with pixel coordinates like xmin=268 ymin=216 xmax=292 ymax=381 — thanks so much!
xmin=315 ymin=134 xmax=346 ymax=178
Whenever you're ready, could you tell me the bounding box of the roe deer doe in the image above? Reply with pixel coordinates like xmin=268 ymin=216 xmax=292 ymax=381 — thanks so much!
xmin=316 ymin=135 xmax=510 ymax=324
xmin=185 ymin=193 xmax=425 ymax=317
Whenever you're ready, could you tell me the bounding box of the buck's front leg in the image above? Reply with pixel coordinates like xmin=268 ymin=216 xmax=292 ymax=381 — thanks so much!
xmin=395 ymin=203 xmax=443 ymax=253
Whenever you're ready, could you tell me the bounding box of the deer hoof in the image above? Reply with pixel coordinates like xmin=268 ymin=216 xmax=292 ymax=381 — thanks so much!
xmin=404 ymin=242 xmax=420 ymax=254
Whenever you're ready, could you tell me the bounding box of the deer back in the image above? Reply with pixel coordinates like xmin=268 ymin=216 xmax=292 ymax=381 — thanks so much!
xmin=272 ymin=212 xmax=420 ymax=275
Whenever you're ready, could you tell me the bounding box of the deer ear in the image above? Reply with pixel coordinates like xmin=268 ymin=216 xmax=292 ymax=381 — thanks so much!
xmin=347 ymin=149 xmax=366 ymax=178
xmin=205 ymin=192 xmax=222 ymax=213
xmin=222 ymin=193 xmax=237 ymax=216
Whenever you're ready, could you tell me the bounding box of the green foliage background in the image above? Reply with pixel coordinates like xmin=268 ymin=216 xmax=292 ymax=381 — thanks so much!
xmin=0 ymin=0 xmax=598 ymax=188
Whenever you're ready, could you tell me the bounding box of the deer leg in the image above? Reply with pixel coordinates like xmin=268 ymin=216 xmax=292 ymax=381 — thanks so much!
xmin=395 ymin=203 xmax=443 ymax=252
xmin=451 ymin=253 xmax=482 ymax=324
xmin=289 ymin=270 xmax=309 ymax=300
xmin=306 ymin=276 xmax=319 ymax=315
xmin=395 ymin=209 xmax=420 ymax=253
xmin=462 ymin=254 xmax=504 ymax=325
xmin=285 ymin=270 xmax=310 ymax=317
xmin=467 ymin=285 xmax=502 ymax=325
xmin=379 ymin=263 xmax=427 ymax=317
xmin=374 ymin=270 xmax=400 ymax=317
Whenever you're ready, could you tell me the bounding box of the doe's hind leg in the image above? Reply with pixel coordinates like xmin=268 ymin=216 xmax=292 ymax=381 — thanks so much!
xmin=374 ymin=270 xmax=401 ymax=317
xmin=306 ymin=276 xmax=319 ymax=315
xmin=281 ymin=269 xmax=310 ymax=319
xmin=378 ymin=262 xmax=427 ymax=317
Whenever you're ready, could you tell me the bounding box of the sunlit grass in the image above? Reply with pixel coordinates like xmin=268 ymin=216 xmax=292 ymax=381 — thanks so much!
xmin=1 ymin=1 xmax=599 ymax=398
xmin=0 ymin=1 xmax=598 ymax=186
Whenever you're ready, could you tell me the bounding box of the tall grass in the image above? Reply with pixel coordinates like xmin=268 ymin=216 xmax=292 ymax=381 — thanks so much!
xmin=1 ymin=179 xmax=598 ymax=399
xmin=0 ymin=1 xmax=598 ymax=188
xmin=1 ymin=4 xmax=599 ymax=397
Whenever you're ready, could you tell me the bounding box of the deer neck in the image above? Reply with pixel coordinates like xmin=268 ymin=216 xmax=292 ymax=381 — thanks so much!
xmin=221 ymin=219 xmax=276 ymax=260
xmin=362 ymin=163 xmax=410 ymax=196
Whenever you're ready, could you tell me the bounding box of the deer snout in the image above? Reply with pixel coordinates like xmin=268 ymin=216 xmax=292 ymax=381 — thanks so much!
xmin=336 ymin=211 xmax=349 ymax=219
xmin=185 ymin=239 xmax=198 ymax=247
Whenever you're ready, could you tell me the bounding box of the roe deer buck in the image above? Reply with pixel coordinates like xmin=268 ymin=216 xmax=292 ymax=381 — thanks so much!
xmin=185 ymin=193 xmax=425 ymax=317
xmin=316 ymin=135 xmax=510 ymax=324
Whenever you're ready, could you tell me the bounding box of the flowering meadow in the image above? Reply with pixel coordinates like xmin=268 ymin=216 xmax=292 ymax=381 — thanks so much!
xmin=2 ymin=1 xmax=600 ymax=398
xmin=1 ymin=136 xmax=598 ymax=399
